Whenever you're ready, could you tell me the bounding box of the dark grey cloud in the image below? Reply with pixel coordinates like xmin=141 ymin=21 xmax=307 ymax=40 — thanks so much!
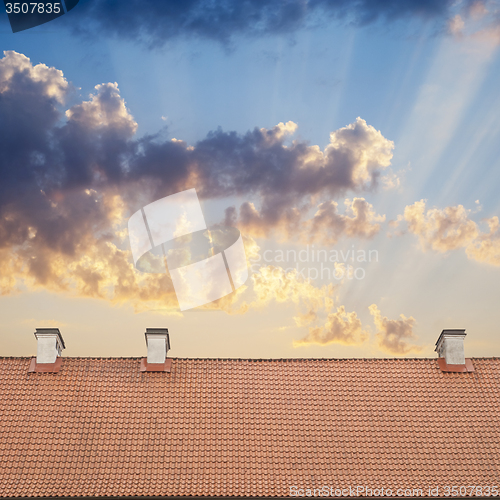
xmin=0 ymin=52 xmax=129 ymax=261
xmin=69 ymin=0 xmax=468 ymax=47
xmin=0 ymin=70 xmax=389 ymax=200
xmin=0 ymin=51 xmax=394 ymax=237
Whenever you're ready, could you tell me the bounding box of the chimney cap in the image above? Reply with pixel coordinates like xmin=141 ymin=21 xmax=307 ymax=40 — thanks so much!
xmin=145 ymin=328 xmax=170 ymax=350
xmin=34 ymin=327 xmax=65 ymax=349
xmin=435 ymin=329 xmax=466 ymax=349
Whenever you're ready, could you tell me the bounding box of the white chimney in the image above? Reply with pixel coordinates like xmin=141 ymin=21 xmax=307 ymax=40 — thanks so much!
xmin=435 ymin=329 xmax=466 ymax=365
xmin=34 ymin=328 xmax=65 ymax=364
xmin=145 ymin=328 xmax=170 ymax=364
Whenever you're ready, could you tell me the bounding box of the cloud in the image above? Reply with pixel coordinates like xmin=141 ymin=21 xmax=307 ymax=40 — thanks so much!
xmin=326 ymin=117 xmax=395 ymax=186
xmin=468 ymin=0 xmax=489 ymax=19
xmin=369 ymin=304 xmax=422 ymax=355
xmin=294 ymin=305 xmax=369 ymax=347
xmin=251 ymin=265 xmax=335 ymax=310
xmin=380 ymin=169 xmax=402 ymax=190
xmin=248 ymin=266 xmax=418 ymax=351
xmin=231 ymin=201 xmax=300 ymax=239
xmin=473 ymin=20 xmax=500 ymax=44
xmin=293 ymin=309 xmax=318 ymax=327
xmin=0 ymin=51 xmax=136 ymax=213
xmin=398 ymin=199 xmax=500 ymax=266
xmin=403 ymin=200 xmax=478 ymax=252
xmin=466 ymin=216 xmax=500 ymax=266
xmin=448 ymin=14 xmax=466 ymax=36
xmin=0 ymin=50 xmax=68 ymax=101
xmin=220 ymin=116 xmax=393 ymax=241
xmin=65 ymin=82 xmax=137 ymax=135
xmin=308 ymin=198 xmax=386 ymax=244
xmin=446 ymin=1 xmax=500 ymax=45
xmin=63 ymin=0 xmax=469 ymax=48
xmin=0 ymin=55 xmax=176 ymax=311
xmin=188 ymin=117 xmax=394 ymax=207
xmin=0 ymin=187 xmax=181 ymax=312
xmin=246 ymin=265 xmax=369 ymax=347
xmin=231 ymin=197 xmax=385 ymax=244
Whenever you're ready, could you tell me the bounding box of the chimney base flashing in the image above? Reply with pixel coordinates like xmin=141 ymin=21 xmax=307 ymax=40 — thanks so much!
xmin=140 ymin=357 xmax=172 ymax=373
xmin=28 ymin=357 xmax=63 ymax=373
xmin=437 ymin=357 xmax=474 ymax=373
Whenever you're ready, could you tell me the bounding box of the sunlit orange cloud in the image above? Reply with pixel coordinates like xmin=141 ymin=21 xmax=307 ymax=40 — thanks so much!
xmin=0 ymin=214 xmax=374 ymax=349
xmin=403 ymin=200 xmax=478 ymax=252
xmin=394 ymin=199 xmax=500 ymax=266
xmin=466 ymin=216 xmax=500 ymax=266
xmin=242 ymin=264 xmax=373 ymax=348
xmin=369 ymin=304 xmax=422 ymax=355
xmin=293 ymin=305 xmax=369 ymax=347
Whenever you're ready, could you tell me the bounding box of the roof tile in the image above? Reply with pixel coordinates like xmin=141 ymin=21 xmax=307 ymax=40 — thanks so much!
xmin=0 ymin=357 xmax=499 ymax=497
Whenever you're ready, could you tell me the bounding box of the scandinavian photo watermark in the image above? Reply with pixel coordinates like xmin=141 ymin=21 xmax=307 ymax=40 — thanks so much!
xmin=250 ymin=245 xmax=379 ymax=281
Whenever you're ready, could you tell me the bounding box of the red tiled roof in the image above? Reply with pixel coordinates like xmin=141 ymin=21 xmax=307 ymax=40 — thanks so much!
xmin=0 ymin=357 xmax=499 ymax=498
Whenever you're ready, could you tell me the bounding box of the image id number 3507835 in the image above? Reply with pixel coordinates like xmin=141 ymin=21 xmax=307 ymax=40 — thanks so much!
xmin=5 ymin=3 xmax=61 ymax=14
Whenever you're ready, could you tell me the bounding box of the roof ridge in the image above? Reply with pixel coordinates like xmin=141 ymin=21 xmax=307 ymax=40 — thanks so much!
xmin=2 ymin=356 xmax=500 ymax=361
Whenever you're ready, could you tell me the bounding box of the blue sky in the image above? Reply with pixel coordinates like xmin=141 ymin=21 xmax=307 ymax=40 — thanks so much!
xmin=1 ymin=0 xmax=500 ymax=359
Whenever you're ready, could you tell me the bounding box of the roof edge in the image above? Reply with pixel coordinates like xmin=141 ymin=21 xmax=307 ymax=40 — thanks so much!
xmin=0 ymin=496 xmax=467 ymax=500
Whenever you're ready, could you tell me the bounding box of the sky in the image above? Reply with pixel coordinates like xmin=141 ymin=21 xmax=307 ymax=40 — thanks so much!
xmin=1 ymin=0 xmax=500 ymax=360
